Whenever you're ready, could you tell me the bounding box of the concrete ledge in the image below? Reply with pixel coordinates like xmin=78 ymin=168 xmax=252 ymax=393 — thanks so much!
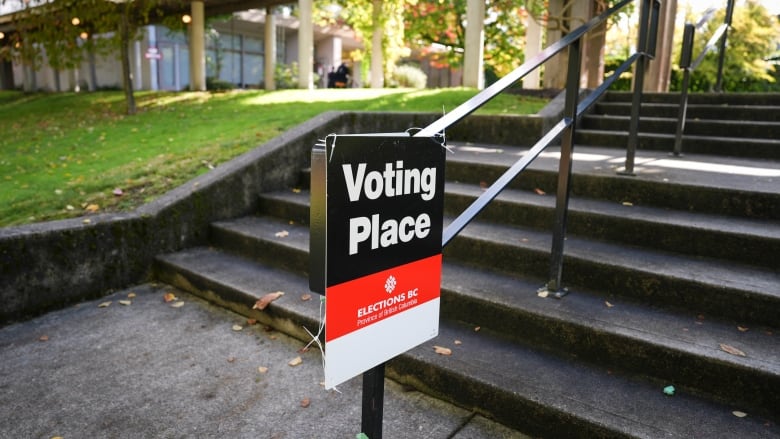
xmin=0 ymin=110 xmax=545 ymax=324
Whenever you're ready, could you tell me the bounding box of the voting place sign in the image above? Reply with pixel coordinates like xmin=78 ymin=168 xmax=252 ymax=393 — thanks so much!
xmin=310 ymin=133 xmax=445 ymax=389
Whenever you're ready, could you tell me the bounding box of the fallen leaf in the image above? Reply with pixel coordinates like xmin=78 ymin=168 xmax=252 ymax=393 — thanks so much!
xmin=227 ymin=356 xmax=236 ymax=363
xmin=474 ymin=326 xmax=481 ymax=332
xmin=433 ymin=346 xmax=452 ymax=356
xmin=605 ymin=301 xmax=614 ymax=308
xmin=39 ymin=335 xmax=49 ymax=342
xmin=300 ymin=397 xmax=311 ymax=408
xmin=292 ymin=188 xmax=301 ymax=194
xmin=170 ymin=301 xmax=184 ymax=308
xmin=454 ymin=340 xmax=462 ymax=345
xmin=232 ymin=325 xmax=243 ymax=332
xmin=274 ymin=230 xmax=289 ymax=238
xmin=66 ymin=205 xmax=75 ymax=211
xmin=621 ymin=201 xmax=633 ymax=206
xmin=537 ymin=290 xmax=549 ymax=298
xmin=246 ymin=318 xmax=257 ymax=326
xmin=720 ymin=343 xmax=746 ymax=357
xmin=258 ymin=366 xmax=269 ymax=374
xmin=534 ymin=188 xmax=546 ymax=195
xmin=253 ymin=291 xmax=285 ymax=310
xmin=737 ymin=326 xmax=749 ymax=332
xmin=51 ymin=436 xmax=64 ymax=439
xmin=119 ymin=300 xmax=132 ymax=306
xmin=288 ymin=356 xmax=303 ymax=367
xmin=127 ymin=292 xmax=136 ymax=299
xmin=732 ymin=411 xmax=748 ymax=418
xmin=82 ymin=219 xmax=91 ymax=224
xmin=85 ymin=203 xmax=99 ymax=212
xmin=163 ymin=292 xmax=177 ymax=303
xmin=98 ymin=301 xmax=112 ymax=308
xmin=301 ymin=294 xmax=312 ymax=302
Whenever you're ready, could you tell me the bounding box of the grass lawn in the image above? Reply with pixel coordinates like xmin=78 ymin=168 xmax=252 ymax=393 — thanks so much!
xmin=0 ymin=88 xmax=547 ymax=227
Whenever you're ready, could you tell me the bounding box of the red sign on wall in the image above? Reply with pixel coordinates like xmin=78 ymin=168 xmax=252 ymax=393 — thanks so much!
xmin=310 ymin=133 xmax=446 ymax=388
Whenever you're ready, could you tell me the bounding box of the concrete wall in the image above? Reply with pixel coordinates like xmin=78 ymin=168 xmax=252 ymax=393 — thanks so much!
xmin=0 ymin=110 xmax=549 ymax=324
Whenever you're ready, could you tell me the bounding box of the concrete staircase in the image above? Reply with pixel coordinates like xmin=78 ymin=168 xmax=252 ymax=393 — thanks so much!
xmin=154 ymin=92 xmax=780 ymax=438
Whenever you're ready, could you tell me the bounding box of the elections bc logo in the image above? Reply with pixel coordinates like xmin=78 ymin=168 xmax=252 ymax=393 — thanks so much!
xmin=385 ymin=275 xmax=397 ymax=294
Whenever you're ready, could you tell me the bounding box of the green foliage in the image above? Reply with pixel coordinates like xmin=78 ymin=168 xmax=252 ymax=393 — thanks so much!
xmin=274 ymin=62 xmax=300 ymax=89
xmin=390 ymin=64 xmax=428 ymax=88
xmin=403 ymin=0 xmax=465 ymax=69
xmin=403 ymin=0 xmax=529 ymax=77
xmin=670 ymin=1 xmax=780 ymax=92
xmin=206 ymin=77 xmax=235 ymax=91
xmin=603 ymin=56 xmax=633 ymax=91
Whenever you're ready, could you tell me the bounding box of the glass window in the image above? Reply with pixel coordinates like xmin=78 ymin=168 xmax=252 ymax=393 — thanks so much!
xmin=244 ymin=36 xmax=263 ymax=53
xmin=243 ymin=54 xmax=263 ymax=86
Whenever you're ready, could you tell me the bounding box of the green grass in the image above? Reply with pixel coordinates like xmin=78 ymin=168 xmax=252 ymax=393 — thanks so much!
xmin=0 ymin=88 xmax=547 ymax=227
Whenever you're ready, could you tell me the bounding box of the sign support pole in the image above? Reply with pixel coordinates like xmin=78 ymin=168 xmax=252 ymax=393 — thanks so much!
xmin=361 ymin=362 xmax=386 ymax=439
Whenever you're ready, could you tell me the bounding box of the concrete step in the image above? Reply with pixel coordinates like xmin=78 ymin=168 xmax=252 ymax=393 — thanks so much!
xmin=438 ymin=262 xmax=780 ymax=417
xmin=219 ymin=207 xmax=780 ymax=327
xmin=153 ymin=246 xmax=780 ymax=438
xmin=446 ymin=217 xmax=779 ymax=327
xmin=200 ymin=214 xmax=780 ymax=410
xmin=443 ymin=143 xmax=780 ymax=220
xmin=574 ymin=129 xmax=780 ymax=159
xmin=258 ymin=183 xmax=780 ymax=272
xmin=580 ymin=114 xmax=780 ymax=140
xmin=603 ymin=91 xmax=780 ymax=106
xmin=443 ymin=182 xmax=780 ymax=270
xmin=593 ymin=102 xmax=780 ymax=122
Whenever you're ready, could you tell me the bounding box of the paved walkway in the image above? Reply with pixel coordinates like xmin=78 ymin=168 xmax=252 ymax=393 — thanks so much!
xmin=0 ymin=283 xmax=530 ymax=439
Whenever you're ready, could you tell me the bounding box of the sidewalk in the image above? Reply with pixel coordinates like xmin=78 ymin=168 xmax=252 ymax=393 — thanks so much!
xmin=0 ymin=283 xmax=530 ymax=439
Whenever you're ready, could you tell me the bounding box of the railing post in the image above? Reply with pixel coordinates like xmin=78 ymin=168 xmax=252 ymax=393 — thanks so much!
xmin=674 ymin=23 xmax=695 ymax=156
xmin=714 ymin=0 xmax=735 ymax=92
xmin=622 ymin=0 xmax=657 ymax=176
xmin=545 ymin=36 xmax=582 ymax=298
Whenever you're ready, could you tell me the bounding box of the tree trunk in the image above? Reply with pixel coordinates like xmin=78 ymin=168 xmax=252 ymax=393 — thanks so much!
xmin=369 ymin=0 xmax=384 ymax=88
xmin=120 ymin=7 xmax=136 ymax=115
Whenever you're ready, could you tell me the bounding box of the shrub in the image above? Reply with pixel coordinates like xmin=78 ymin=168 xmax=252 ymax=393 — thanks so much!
xmin=391 ymin=64 xmax=427 ymax=88
xmin=206 ymin=77 xmax=235 ymax=91
xmin=275 ymin=62 xmax=299 ymax=89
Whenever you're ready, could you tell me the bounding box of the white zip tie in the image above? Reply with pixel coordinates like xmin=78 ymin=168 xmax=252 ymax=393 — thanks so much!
xmin=302 ymin=295 xmax=341 ymax=393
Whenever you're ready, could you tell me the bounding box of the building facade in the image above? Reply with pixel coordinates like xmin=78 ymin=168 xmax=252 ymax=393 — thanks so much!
xmin=1 ymin=9 xmax=361 ymax=92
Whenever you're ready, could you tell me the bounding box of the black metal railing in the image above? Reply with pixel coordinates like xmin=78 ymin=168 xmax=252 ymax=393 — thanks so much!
xmin=673 ymin=0 xmax=735 ymax=156
xmin=414 ymin=0 xmax=660 ymax=296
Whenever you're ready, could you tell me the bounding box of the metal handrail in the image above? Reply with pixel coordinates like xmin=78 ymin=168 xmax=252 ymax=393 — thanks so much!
xmin=673 ymin=0 xmax=735 ymax=156
xmin=414 ymin=0 xmax=659 ymax=296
